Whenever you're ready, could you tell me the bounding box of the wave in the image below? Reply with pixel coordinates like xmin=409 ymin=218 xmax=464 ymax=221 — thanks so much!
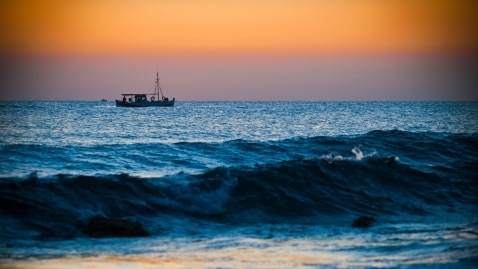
xmin=3 ymin=130 xmax=477 ymax=177
xmin=1 ymin=131 xmax=477 ymax=239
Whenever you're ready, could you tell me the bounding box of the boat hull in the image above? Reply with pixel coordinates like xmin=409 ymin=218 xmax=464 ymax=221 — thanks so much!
xmin=115 ymin=99 xmax=175 ymax=107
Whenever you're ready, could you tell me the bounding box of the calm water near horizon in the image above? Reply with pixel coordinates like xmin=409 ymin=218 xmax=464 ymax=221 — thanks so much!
xmin=1 ymin=101 xmax=477 ymax=268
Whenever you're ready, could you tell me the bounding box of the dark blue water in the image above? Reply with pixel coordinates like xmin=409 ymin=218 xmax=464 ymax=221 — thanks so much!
xmin=1 ymin=101 xmax=477 ymax=268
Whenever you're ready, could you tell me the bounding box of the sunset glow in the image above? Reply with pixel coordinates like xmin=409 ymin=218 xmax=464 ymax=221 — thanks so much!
xmin=1 ymin=0 xmax=476 ymax=101
xmin=1 ymin=0 xmax=476 ymax=56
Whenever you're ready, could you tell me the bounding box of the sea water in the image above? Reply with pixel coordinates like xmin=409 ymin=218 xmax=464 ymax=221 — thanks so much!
xmin=0 ymin=101 xmax=477 ymax=268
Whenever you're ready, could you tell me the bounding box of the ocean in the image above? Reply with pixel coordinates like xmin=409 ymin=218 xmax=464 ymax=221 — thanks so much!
xmin=0 ymin=101 xmax=477 ymax=268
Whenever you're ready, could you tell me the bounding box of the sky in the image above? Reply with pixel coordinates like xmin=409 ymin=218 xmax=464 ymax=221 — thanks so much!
xmin=0 ymin=0 xmax=477 ymax=101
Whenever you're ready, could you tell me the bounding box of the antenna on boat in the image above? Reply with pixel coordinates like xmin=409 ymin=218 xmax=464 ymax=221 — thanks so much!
xmin=155 ymin=71 xmax=166 ymax=100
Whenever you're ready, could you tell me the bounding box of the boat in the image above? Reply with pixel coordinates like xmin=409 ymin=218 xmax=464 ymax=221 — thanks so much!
xmin=115 ymin=72 xmax=175 ymax=107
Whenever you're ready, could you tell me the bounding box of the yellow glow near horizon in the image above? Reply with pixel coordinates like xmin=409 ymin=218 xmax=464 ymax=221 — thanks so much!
xmin=0 ymin=0 xmax=476 ymax=56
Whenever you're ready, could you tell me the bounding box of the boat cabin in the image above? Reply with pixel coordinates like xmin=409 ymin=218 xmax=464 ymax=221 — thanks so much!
xmin=134 ymin=94 xmax=147 ymax=102
xmin=121 ymin=94 xmax=149 ymax=103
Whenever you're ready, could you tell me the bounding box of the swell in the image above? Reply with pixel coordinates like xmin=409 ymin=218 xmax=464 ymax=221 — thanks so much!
xmin=3 ymin=130 xmax=477 ymax=178
xmin=1 ymin=130 xmax=477 ymax=238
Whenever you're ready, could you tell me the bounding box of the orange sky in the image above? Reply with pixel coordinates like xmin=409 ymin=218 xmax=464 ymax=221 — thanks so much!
xmin=1 ymin=0 xmax=477 ymax=56
xmin=1 ymin=0 xmax=477 ymax=101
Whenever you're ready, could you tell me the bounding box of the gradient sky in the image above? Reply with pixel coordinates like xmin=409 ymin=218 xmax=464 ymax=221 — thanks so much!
xmin=1 ymin=0 xmax=477 ymax=101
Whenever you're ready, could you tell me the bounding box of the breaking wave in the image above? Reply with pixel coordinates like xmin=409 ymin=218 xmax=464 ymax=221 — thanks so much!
xmin=1 ymin=130 xmax=477 ymax=239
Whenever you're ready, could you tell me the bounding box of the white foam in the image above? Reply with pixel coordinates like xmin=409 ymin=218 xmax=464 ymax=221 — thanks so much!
xmin=351 ymin=147 xmax=363 ymax=160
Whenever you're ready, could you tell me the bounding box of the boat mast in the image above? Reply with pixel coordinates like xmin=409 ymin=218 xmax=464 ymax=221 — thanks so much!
xmin=155 ymin=72 xmax=165 ymax=100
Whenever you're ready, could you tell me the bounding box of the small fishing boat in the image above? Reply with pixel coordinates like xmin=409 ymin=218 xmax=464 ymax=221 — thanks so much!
xmin=115 ymin=72 xmax=175 ymax=107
